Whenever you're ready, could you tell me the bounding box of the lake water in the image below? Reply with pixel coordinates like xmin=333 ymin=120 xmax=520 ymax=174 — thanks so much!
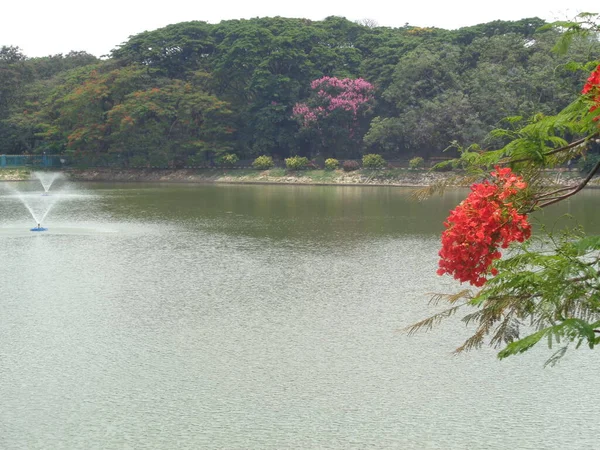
xmin=1 ymin=180 xmax=599 ymax=449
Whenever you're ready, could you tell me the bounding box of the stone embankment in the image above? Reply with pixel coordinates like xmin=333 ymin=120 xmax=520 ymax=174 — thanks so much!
xmin=64 ymin=168 xmax=460 ymax=186
xmin=0 ymin=167 xmax=594 ymax=187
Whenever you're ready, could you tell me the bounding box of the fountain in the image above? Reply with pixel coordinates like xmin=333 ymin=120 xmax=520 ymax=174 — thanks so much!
xmin=34 ymin=171 xmax=64 ymax=195
xmin=31 ymin=223 xmax=48 ymax=232
xmin=0 ymin=172 xmax=114 ymax=238
xmin=3 ymin=172 xmax=67 ymax=232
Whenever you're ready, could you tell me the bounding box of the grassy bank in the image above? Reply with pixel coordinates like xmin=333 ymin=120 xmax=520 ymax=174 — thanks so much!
xmin=0 ymin=168 xmax=32 ymax=181
xmin=61 ymin=167 xmax=597 ymax=187
xmin=0 ymin=166 xmax=592 ymax=187
xmin=63 ymin=167 xmax=463 ymax=186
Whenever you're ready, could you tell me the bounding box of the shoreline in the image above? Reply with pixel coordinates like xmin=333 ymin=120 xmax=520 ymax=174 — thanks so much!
xmin=64 ymin=168 xmax=459 ymax=187
xmin=0 ymin=167 xmax=594 ymax=187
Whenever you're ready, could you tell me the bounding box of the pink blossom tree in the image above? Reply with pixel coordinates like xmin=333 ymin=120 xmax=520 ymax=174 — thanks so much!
xmin=292 ymin=76 xmax=374 ymax=158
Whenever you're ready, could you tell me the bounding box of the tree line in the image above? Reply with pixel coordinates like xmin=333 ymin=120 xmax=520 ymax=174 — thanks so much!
xmin=0 ymin=15 xmax=598 ymax=167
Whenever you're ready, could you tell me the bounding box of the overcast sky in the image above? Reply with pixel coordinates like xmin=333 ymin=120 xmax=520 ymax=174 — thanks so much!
xmin=2 ymin=0 xmax=594 ymax=58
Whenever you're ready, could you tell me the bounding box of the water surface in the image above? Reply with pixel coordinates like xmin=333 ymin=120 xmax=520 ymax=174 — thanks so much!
xmin=1 ymin=181 xmax=598 ymax=449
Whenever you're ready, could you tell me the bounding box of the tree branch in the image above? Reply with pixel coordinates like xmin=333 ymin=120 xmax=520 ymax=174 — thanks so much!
xmin=535 ymin=156 xmax=600 ymax=209
xmin=505 ymin=133 xmax=598 ymax=165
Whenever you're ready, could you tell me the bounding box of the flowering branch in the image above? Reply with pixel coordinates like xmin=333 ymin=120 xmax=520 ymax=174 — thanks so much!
xmin=437 ymin=167 xmax=531 ymax=286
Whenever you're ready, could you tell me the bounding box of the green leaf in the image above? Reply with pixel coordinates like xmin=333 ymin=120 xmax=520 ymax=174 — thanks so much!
xmin=498 ymin=328 xmax=549 ymax=359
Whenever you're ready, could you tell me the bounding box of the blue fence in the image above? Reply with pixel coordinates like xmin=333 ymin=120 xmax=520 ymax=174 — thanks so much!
xmin=0 ymin=154 xmax=64 ymax=168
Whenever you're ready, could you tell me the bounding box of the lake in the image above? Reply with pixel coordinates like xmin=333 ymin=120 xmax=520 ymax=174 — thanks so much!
xmin=1 ymin=180 xmax=599 ymax=449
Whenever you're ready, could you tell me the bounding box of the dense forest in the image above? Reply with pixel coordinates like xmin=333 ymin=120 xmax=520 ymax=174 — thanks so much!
xmin=1 ymin=16 xmax=599 ymax=167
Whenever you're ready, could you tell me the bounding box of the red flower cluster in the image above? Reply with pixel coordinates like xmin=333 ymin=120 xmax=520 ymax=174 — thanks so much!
xmin=583 ymin=64 xmax=600 ymax=120
xmin=437 ymin=167 xmax=531 ymax=287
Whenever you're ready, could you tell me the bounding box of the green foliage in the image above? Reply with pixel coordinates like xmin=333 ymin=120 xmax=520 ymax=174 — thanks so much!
xmin=148 ymin=150 xmax=169 ymax=167
xmin=431 ymin=161 xmax=454 ymax=172
xmin=408 ymin=14 xmax=600 ymax=363
xmin=111 ymin=21 xmax=215 ymax=78
xmin=324 ymin=158 xmax=339 ymax=170
xmin=128 ymin=155 xmax=148 ymax=168
xmin=285 ymin=155 xmax=309 ymax=170
xmin=472 ymin=230 xmax=600 ymax=358
xmin=409 ymin=227 xmax=600 ymax=360
xmin=342 ymin=160 xmax=360 ymax=171
xmin=577 ymin=153 xmax=600 ymax=173
xmin=252 ymin=155 xmax=274 ymax=170
xmin=217 ymin=153 xmax=239 ymax=167
xmin=408 ymin=156 xmax=424 ymax=169
xmin=362 ymin=153 xmax=386 ymax=169
xmin=23 ymin=64 xmax=236 ymax=166
xmin=267 ymin=167 xmax=286 ymax=177
xmin=2 ymin=14 xmax=599 ymax=168
xmin=366 ymin=24 xmax=600 ymax=158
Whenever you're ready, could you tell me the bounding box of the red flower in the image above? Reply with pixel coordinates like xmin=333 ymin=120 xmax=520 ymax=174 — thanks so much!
xmin=582 ymin=65 xmax=600 ymax=95
xmin=437 ymin=167 xmax=531 ymax=287
xmin=583 ymin=64 xmax=600 ymax=122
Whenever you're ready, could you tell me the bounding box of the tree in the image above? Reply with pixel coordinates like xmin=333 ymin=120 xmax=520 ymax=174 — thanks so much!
xmin=364 ymin=22 xmax=600 ymax=159
xmin=293 ymin=76 xmax=375 ymax=158
xmin=106 ymin=76 xmax=233 ymax=166
xmin=409 ymin=13 xmax=600 ymax=363
xmin=209 ymin=17 xmax=369 ymax=158
xmin=0 ymin=48 xmax=100 ymax=154
xmin=27 ymin=51 xmax=99 ymax=80
xmin=5 ymin=15 xmax=599 ymax=165
xmin=111 ymin=21 xmax=216 ymax=79
xmin=0 ymin=46 xmax=33 ymax=152
xmin=29 ymin=62 xmax=234 ymax=166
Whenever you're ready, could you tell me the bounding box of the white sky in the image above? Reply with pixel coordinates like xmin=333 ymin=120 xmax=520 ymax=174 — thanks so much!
xmin=1 ymin=0 xmax=594 ymax=58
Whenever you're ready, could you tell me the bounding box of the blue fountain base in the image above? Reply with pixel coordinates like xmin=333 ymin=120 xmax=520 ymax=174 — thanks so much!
xmin=30 ymin=227 xmax=48 ymax=232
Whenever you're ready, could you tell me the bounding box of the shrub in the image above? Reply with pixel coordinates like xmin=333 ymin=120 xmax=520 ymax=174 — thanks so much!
xmin=325 ymin=158 xmax=339 ymax=170
xmin=432 ymin=161 xmax=453 ymax=172
xmin=362 ymin=153 xmax=386 ymax=169
xmin=218 ymin=153 xmax=239 ymax=167
xmin=342 ymin=160 xmax=360 ymax=172
xmin=285 ymin=155 xmax=310 ymax=170
xmin=409 ymin=156 xmax=425 ymax=169
xmin=252 ymin=155 xmax=274 ymax=170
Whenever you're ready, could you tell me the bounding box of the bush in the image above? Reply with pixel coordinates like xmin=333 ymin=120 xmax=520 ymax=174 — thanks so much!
xmin=431 ymin=161 xmax=453 ymax=172
xmin=342 ymin=160 xmax=360 ymax=172
xmin=252 ymin=155 xmax=274 ymax=170
xmin=218 ymin=153 xmax=239 ymax=167
xmin=362 ymin=153 xmax=386 ymax=169
xmin=409 ymin=156 xmax=425 ymax=169
xmin=285 ymin=155 xmax=310 ymax=170
xmin=324 ymin=158 xmax=339 ymax=170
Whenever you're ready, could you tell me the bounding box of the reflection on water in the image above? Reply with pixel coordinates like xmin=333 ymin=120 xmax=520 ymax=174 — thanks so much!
xmin=1 ymin=182 xmax=599 ymax=449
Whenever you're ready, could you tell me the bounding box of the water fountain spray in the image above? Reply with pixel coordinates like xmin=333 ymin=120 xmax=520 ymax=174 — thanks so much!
xmin=3 ymin=172 xmax=66 ymax=231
